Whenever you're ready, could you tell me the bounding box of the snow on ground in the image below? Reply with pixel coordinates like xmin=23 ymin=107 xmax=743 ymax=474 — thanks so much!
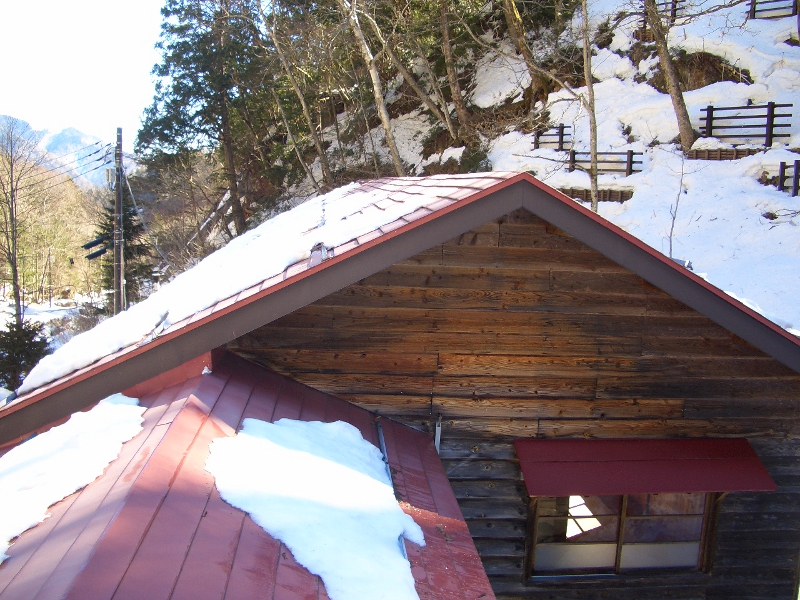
xmin=470 ymin=42 xmax=531 ymax=108
xmin=0 ymin=393 xmax=144 ymax=562
xmin=482 ymin=4 xmax=800 ymax=331
xmin=206 ymin=418 xmax=424 ymax=600
xmin=0 ymin=301 xmax=75 ymax=328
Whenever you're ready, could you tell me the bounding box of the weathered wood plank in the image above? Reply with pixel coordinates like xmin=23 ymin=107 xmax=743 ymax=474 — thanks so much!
xmin=433 ymin=375 xmax=597 ymax=399
xmin=359 ymin=264 xmax=550 ymax=292
xmin=441 ymin=244 xmax=630 ymax=273
xmin=432 ymin=396 xmax=684 ymax=419
xmin=537 ymin=418 xmax=789 ymax=439
xmin=443 ymin=459 xmax=520 ymax=480
xmin=232 ymin=330 xmax=644 ymax=358
xmin=240 ymin=349 xmax=438 ymax=375
xmin=450 ymin=479 xmax=528 ymax=500
xmin=458 ymin=498 xmax=528 ymax=519
xmin=330 ymin=393 xmax=431 ymax=416
xmin=548 ymin=270 xmax=647 ymax=293
xmin=323 ymin=285 xmax=651 ymax=316
xmin=438 ymin=439 xmax=518 ymax=460
xmin=467 ymin=519 xmax=527 ymax=539
xmin=684 ymin=397 xmax=800 ymax=418
xmin=283 ymin=373 xmax=435 ymax=396
xmin=597 ymin=376 xmax=800 ymax=399
xmin=443 ymin=221 xmax=500 ymax=247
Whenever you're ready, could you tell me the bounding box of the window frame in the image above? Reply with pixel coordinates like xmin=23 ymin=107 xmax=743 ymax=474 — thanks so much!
xmin=523 ymin=491 xmax=721 ymax=579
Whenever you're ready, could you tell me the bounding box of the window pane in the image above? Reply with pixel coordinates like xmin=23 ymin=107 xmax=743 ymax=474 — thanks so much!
xmin=537 ymin=516 xmax=619 ymax=543
xmin=626 ymin=493 xmax=706 ymax=516
xmin=535 ymin=543 xmax=617 ymax=572
xmin=537 ymin=495 xmax=621 ymax=517
xmin=623 ymin=516 xmax=704 ymax=543
xmin=620 ymin=542 xmax=701 ymax=569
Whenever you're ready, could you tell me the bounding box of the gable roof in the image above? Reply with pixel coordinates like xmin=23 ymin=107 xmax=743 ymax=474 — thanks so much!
xmin=0 ymin=352 xmax=494 ymax=600
xmin=2 ymin=171 xmax=799 ymax=445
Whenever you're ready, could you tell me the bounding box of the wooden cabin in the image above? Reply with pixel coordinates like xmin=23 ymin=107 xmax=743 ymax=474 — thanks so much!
xmin=1 ymin=172 xmax=798 ymax=599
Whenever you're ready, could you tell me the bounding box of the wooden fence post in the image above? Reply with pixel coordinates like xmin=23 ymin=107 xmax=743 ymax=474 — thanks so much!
xmin=749 ymin=0 xmax=757 ymax=18
xmin=793 ymin=160 xmax=800 ymax=197
xmin=704 ymin=105 xmax=714 ymax=137
xmin=558 ymin=124 xmax=566 ymax=151
xmin=533 ymin=129 xmax=541 ymax=150
xmin=779 ymin=162 xmax=787 ymax=192
xmin=765 ymin=102 xmax=776 ymax=147
xmin=569 ymin=150 xmax=576 ymax=172
xmin=626 ymin=150 xmax=634 ymax=176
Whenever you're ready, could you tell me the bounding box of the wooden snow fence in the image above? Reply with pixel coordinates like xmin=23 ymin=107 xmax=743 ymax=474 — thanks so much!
xmin=699 ymin=102 xmax=793 ymax=147
xmin=557 ymin=187 xmax=635 ymax=203
xmin=568 ymin=150 xmax=643 ymax=176
xmin=685 ymin=148 xmax=765 ymax=160
xmin=748 ymin=0 xmax=798 ymax=19
xmin=532 ymin=124 xmax=573 ymax=151
xmin=634 ymin=0 xmax=686 ymax=41
xmin=778 ymin=160 xmax=800 ymax=196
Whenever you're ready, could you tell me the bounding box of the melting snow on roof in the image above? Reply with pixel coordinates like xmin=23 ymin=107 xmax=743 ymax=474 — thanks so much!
xmin=205 ymin=418 xmax=425 ymax=600
xmin=0 ymin=393 xmax=144 ymax=562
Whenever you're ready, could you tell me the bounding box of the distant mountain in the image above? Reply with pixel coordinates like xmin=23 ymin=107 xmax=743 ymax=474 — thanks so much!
xmin=0 ymin=115 xmax=113 ymax=188
xmin=39 ymin=127 xmax=112 ymax=189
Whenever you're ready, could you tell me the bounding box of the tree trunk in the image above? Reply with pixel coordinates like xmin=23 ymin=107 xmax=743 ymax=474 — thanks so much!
xmin=361 ymin=13 xmax=457 ymax=140
xmin=337 ymin=0 xmax=405 ymax=176
xmin=219 ymin=96 xmax=248 ymax=234
xmin=8 ymin=165 xmax=22 ymax=330
xmin=271 ymin=87 xmax=323 ymax=193
xmin=501 ymin=0 xmax=549 ymax=117
xmin=440 ymin=0 xmax=471 ymax=137
xmin=581 ymin=0 xmax=599 ymax=212
xmin=645 ymin=0 xmax=697 ymax=152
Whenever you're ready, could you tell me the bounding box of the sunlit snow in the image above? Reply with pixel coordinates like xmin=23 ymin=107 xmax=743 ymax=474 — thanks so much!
xmin=206 ymin=418 xmax=424 ymax=600
xmin=0 ymin=393 xmax=144 ymax=562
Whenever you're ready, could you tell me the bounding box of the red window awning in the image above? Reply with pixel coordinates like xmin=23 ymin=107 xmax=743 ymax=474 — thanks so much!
xmin=514 ymin=439 xmax=777 ymax=497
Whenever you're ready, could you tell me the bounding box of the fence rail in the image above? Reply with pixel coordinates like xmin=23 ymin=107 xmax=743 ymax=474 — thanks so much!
xmin=634 ymin=0 xmax=686 ymax=40
xmin=749 ymin=0 xmax=797 ymax=19
xmin=699 ymin=102 xmax=793 ymax=147
xmin=568 ymin=150 xmax=643 ymax=176
xmin=533 ymin=124 xmax=573 ymax=151
xmin=778 ymin=160 xmax=800 ymax=197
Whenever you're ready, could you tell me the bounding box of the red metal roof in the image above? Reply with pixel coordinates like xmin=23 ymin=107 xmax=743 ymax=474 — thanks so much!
xmin=3 ymin=171 xmax=800 ymax=446
xmin=514 ymin=438 xmax=778 ymax=497
xmin=0 ymin=353 xmax=494 ymax=600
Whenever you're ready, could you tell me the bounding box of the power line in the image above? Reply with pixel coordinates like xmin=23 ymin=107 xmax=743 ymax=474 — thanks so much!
xmin=43 ymin=140 xmax=105 ymax=161
xmin=33 ymin=161 xmax=109 ymax=196
xmin=18 ymin=152 xmax=111 ymax=192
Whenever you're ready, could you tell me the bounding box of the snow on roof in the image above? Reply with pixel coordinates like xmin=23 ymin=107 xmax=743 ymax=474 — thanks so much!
xmin=18 ymin=173 xmax=513 ymax=395
xmin=0 ymin=393 xmax=144 ymax=562
xmin=206 ymin=418 xmax=425 ymax=600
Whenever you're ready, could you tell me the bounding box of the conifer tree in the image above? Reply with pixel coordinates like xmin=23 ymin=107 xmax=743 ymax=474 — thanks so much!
xmin=94 ymin=185 xmax=153 ymax=312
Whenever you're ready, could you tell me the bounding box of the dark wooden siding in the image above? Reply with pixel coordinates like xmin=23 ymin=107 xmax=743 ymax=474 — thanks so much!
xmin=229 ymin=209 xmax=800 ymax=599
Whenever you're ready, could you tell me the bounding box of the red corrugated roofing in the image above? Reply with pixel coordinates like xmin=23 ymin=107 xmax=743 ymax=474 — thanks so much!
xmin=514 ymin=438 xmax=778 ymax=497
xmin=0 ymin=353 xmax=494 ymax=600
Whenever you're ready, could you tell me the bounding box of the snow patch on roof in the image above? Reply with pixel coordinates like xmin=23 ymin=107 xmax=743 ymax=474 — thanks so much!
xmin=0 ymin=393 xmax=144 ymax=562
xmin=206 ymin=418 xmax=424 ymax=600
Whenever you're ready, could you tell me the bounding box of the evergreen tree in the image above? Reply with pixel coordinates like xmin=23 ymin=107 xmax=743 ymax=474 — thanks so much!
xmin=0 ymin=319 xmax=49 ymax=390
xmin=94 ymin=184 xmax=153 ymax=312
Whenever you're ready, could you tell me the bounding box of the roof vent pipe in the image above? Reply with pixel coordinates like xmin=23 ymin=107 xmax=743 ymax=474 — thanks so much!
xmin=309 ymin=243 xmax=332 ymax=267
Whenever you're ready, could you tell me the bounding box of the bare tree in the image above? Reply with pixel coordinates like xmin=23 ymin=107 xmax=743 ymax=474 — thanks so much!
xmin=335 ymin=0 xmax=406 ymax=176
xmin=644 ymin=0 xmax=697 ymax=151
xmin=0 ymin=117 xmax=44 ymax=328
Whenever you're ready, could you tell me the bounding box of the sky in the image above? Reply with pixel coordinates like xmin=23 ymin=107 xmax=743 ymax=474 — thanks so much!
xmin=0 ymin=0 xmax=164 ymax=152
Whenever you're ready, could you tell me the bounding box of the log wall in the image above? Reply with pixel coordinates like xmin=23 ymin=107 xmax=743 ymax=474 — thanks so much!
xmin=229 ymin=209 xmax=800 ymax=599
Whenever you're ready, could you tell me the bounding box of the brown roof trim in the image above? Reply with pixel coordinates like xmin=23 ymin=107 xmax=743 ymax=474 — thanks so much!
xmin=1 ymin=172 xmax=798 ymax=444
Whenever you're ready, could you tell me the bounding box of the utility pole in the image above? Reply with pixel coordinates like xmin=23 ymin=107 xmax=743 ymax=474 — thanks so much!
xmin=113 ymin=128 xmax=125 ymax=314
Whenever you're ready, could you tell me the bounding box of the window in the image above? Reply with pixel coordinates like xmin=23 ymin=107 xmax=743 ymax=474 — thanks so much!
xmin=527 ymin=492 xmax=717 ymax=576
xmin=513 ymin=438 xmax=777 ymax=579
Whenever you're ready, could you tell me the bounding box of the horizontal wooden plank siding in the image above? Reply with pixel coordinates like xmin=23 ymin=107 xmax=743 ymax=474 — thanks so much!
xmin=229 ymin=209 xmax=800 ymax=599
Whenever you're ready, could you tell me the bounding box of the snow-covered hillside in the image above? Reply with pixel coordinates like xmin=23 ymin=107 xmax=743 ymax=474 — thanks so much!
xmin=306 ymin=0 xmax=800 ymax=332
